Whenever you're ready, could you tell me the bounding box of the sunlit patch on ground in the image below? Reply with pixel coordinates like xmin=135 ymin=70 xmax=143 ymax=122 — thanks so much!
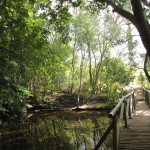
xmin=135 ymin=101 xmax=150 ymax=117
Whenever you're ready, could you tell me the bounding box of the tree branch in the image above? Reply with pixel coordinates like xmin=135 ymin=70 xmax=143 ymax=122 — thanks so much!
xmin=131 ymin=0 xmax=148 ymax=27
xmin=96 ymin=0 xmax=136 ymax=25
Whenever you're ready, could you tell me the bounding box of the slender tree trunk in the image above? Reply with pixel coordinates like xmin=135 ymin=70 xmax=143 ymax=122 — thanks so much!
xmin=88 ymin=45 xmax=93 ymax=89
xmin=70 ymin=40 xmax=76 ymax=94
xmin=77 ymin=60 xmax=83 ymax=108
xmin=77 ymin=48 xmax=85 ymax=108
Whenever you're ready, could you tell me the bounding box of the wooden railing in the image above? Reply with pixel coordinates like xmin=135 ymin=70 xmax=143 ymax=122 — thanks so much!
xmin=143 ymin=87 xmax=150 ymax=108
xmin=94 ymin=90 xmax=135 ymax=150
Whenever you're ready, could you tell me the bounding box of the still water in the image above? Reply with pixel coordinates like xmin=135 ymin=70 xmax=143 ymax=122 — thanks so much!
xmin=0 ymin=111 xmax=112 ymax=150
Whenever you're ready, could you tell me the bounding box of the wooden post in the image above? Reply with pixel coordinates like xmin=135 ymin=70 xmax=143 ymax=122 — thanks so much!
xmin=124 ymin=100 xmax=128 ymax=128
xmin=143 ymin=88 xmax=145 ymax=100
xmin=113 ymin=114 xmax=118 ymax=150
xmin=143 ymin=87 xmax=145 ymax=99
xmin=147 ymin=91 xmax=148 ymax=104
xmin=126 ymin=98 xmax=130 ymax=118
xmin=148 ymin=91 xmax=150 ymax=108
xmin=146 ymin=90 xmax=148 ymax=104
xmin=132 ymin=92 xmax=136 ymax=109
xmin=144 ymin=90 xmax=146 ymax=103
xmin=146 ymin=91 xmax=148 ymax=105
xmin=132 ymin=94 xmax=134 ymax=112
xmin=128 ymin=96 xmax=132 ymax=119
xmin=147 ymin=91 xmax=149 ymax=106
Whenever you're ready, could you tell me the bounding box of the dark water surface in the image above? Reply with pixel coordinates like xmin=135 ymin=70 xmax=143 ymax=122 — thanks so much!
xmin=0 ymin=111 xmax=112 ymax=150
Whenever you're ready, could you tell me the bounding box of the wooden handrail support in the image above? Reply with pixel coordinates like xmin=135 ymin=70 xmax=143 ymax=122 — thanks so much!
xmin=143 ymin=87 xmax=150 ymax=108
xmin=94 ymin=90 xmax=135 ymax=150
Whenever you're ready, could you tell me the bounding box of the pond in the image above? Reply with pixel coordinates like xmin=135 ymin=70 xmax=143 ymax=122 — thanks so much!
xmin=0 ymin=111 xmax=112 ymax=150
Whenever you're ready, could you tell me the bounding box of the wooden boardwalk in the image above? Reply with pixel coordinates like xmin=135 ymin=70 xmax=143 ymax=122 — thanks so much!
xmin=119 ymin=87 xmax=150 ymax=150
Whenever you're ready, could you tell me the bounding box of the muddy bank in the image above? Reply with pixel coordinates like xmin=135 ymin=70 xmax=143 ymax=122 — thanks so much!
xmin=27 ymin=93 xmax=109 ymax=112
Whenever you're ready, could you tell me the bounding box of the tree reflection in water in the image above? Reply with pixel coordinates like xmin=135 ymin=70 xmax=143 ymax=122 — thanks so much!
xmin=0 ymin=111 xmax=112 ymax=150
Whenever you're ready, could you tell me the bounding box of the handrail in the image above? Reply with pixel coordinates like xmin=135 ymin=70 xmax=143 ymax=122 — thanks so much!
xmin=109 ymin=91 xmax=134 ymax=118
xmin=94 ymin=122 xmax=113 ymax=150
xmin=94 ymin=90 xmax=135 ymax=150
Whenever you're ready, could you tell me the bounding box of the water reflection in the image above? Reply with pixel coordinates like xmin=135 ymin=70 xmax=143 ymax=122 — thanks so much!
xmin=0 ymin=111 xmax=112 ymax=150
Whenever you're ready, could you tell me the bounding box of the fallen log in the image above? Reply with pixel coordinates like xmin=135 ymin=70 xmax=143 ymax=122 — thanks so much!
xmin=72 ymin=106 xmax=111 ymax=111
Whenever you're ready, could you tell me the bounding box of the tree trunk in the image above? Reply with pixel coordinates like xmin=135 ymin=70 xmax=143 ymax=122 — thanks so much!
xmin=70 ymin=42 xmax=76 ymax=94
xmin=131 ymin=0 xmax=150 ymax=58
xmin=77 ymin=48 xmax=85 ymax=108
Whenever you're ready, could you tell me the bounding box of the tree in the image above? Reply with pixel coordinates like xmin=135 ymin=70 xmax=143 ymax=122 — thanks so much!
xmin=137 ymin=71 xmax=145 ymax=85
xmin=0 ymin=0 xmax=72 ymax=118
xmin=101 ymin=57 xmax=134 ymax=103
xmin=94 ymin=0 xmax=150 ymax=56
xmin=93 ymin=0 xmax=150 ymax=80
xmin=0 ymin=0 xmax=51 ymax=118
xmin=126 ymin=24 xmax=137 ymax=65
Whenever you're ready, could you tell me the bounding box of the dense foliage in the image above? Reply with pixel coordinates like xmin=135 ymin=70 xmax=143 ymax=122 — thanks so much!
xmin=0 ymin=0 xmax=145 ymax=120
